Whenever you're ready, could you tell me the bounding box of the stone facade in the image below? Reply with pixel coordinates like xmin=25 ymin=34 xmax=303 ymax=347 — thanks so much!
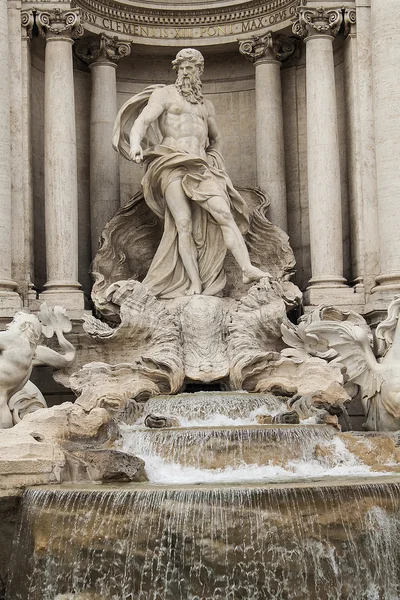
xmin=2 ymin=0 xmax=398 ymax=323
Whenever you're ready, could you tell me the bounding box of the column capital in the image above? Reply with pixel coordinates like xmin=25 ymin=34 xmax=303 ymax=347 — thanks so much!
xmin=75 ymin=34 xmax=131 ymax=67
xmin=239 ymin=32 xmax=296 ymax=65
xmin=36 ymin=8 xmax=84 ymax=42
xmin=344 ymin=8 xmax=357 ymax=37
xmin=292 ymin=6 xmax=343 ymax=39
xmin=21 ymin=10 xmax=35 ymax=40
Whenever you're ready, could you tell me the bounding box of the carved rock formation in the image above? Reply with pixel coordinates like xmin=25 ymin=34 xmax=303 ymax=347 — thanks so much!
xmin=144 ymin=414 xmax=181 ymax=429
xmin=62 ymin=449 xmax=147 ymax=483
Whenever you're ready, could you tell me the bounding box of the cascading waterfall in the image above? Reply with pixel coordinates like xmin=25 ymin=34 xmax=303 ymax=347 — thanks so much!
xmin=6 ymin=391 xmax=400 ymax=599
xmin=7 ymin=482 xmax=400 ymax=599
xmin=143 ymin=392 xmax=284 ymax=423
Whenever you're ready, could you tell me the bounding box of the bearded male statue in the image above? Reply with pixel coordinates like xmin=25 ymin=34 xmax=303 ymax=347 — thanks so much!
xmin=112 ymin=48 xmax=268 ymax=299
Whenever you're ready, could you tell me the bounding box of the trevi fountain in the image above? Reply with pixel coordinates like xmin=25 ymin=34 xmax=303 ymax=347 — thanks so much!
xmin=1 ymin=0 xmax=400 ymax=598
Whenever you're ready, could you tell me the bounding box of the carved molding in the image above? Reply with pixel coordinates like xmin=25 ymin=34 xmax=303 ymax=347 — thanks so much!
xmin=75 ymin=33 xmax=131 ymax=65
xmin=239 ymin=31 xmax=296 ymax=64
xmin=292 ymin=6 xmax=343 ymax=39
xmin=21 ymin=10 xmax=35 ymax=39
xmin=75 ymin=0 xmax=297 ymax=27
xmin=36 ymin=8 xmax=84 ymax=40
xmin=56 ymin=0 xmax=300 ymax=43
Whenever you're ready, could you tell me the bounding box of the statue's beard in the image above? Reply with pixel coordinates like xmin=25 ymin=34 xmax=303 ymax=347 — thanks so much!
xmin=175 ymin=73 xmax=203 ymax=104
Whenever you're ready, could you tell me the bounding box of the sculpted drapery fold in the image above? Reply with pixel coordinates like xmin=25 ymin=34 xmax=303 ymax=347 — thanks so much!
xmin=112 ymin=85 xmax=250 ymax=299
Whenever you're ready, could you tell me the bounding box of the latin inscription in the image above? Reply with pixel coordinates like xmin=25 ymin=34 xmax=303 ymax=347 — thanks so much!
xmin=80 ymin=5 xmax=296 ymax=39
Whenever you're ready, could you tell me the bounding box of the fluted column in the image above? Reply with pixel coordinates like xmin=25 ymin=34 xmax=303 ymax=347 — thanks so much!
xmin=239 ymin=33 xmax=294 ymax=232
xmin=370 ymin=0 xmax=400 ymax=294
xmin=0 ymin=0 xmax=21 ymax=314
xmin=37 ymin=9 xmax=85 ymax=311
xmin=293 ymin=7 xmax=346 ymax=292
xmin=76 ymin=34 xmax=131 ymax=257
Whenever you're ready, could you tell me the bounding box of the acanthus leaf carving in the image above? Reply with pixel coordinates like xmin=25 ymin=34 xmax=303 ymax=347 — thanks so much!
xmin=292 ymin=6 xmax=344 ymax=39
xmin=239 ymin=31 xmax=296 ymax=64
xmin=75 ymin=33 xmax=131 ymax=65
xmin=36 ymin=8 xmax=84 ymax=40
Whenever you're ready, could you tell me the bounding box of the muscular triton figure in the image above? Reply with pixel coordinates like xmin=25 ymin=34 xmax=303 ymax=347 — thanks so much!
xmin=113 ymin=48 xmax=268 ymax=298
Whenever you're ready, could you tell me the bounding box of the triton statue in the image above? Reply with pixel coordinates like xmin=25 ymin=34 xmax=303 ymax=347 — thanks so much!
xmin=0 ymin=305 xmax=75 ymax=429
xmin=113 ymin=47 xmax=268 ymax=299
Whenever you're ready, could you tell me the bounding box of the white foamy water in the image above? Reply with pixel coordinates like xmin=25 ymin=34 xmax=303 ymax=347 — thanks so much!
xmin=121 ymin=431 xmax=393 ymax=484
xmin=125 ymin=404 xmax=284 ymax=430
xmin=142 ymin=456 xmax=390 ymax=485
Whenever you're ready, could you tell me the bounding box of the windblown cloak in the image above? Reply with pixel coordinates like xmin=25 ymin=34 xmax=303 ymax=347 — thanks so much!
xmin=112 ymin=85 xmax=250 ymax=299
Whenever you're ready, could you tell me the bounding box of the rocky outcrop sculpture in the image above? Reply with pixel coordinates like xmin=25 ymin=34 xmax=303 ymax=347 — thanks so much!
xmin=282 ymin=297 xmax=400 ymax=431
xmin=0 ymin=304 xmax=76 ymax=429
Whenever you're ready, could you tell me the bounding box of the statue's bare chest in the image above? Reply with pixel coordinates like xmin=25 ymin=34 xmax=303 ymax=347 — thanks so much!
xmin=166 ymin=94 xmax=208 ymax=122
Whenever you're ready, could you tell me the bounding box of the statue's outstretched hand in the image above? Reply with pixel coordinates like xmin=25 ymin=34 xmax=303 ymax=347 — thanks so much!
xmin=129 ymin=143 xmax=143 ymax=164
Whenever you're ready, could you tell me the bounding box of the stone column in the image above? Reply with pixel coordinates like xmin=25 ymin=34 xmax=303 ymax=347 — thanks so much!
xmin=0 ymin=0 xmax=21 ymax=315
xmin=239 ymin=33 xmax=294 ymax=232
xmin=37 ymin=9 xmax=85 ymax=312
xmin=370 ymin=0 xmax=400 ymax=296
xmin=75 ymin=34 xmax=131 ymax=257
xmin=293 ymin=7 xmax=351 ymax=304
xmin=21 ymin=12 xmax=36 ymax=305
xmin=343 ymin=10 xmax=364 ymax=291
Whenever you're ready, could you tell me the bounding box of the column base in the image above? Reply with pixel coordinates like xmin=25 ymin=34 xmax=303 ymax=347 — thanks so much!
xmin=0 ymin=290 xmax=22 ymax=319
xmin=365 ymin=281 xmax=400 ymax=318
xmin=38 ymin=288 xmax=86 ymax=319
xmin=303 ymin=284 xmax=365 ymax=313
xmin=307 ymin=275 xmax=347 ymax=287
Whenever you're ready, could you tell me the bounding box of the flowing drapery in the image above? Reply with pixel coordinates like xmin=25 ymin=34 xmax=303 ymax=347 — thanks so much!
xmin=113 ymin=86 xmax=249 ymax=299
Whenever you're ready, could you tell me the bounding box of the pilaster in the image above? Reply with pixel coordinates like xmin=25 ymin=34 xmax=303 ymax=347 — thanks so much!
xmin=75 ymin=34 xmax=131 ymax=256
xmin=343 ymin=9 xmax=365 ymax=294
xmin=239 ymin=32 xmax=295 ymax=232
xmin=0 ymin=0 xmax=22 ymax=316
xmin=369 ymin=0 xmax=400 ymax=306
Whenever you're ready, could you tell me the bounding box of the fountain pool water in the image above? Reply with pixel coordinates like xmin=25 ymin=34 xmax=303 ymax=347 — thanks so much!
xmin=6 ymin=392 xmax=400 ymax=599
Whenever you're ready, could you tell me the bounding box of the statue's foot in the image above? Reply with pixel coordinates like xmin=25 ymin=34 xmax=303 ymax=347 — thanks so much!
xmin=185 ymin=281 xmax=202 ymax=296
xmin=242 ymin=266 xmax=271 ymax=284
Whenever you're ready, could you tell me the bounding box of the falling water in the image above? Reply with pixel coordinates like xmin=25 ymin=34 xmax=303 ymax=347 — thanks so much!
xmin=6 ymin=391 xmax=400 ymax=598
xmin=120 ymin=423 xmax=392 ymax=485
xmin=143 ymin=391 xmax=285 ymax=424
xmin=7 ymin=481 xmax=400 ymax=599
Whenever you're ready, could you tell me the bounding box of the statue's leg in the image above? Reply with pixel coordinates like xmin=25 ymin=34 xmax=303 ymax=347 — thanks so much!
xmin=205 ymin=195 xmax=270 ymax=283
xmin=164 ymin=179 xmax=202 ymax=295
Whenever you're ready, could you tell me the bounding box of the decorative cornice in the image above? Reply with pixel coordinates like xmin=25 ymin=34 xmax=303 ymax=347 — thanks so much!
xmin=67 ymin=0 xmax=299 ymax=44
xmin=21 ymin=9 xmax=35 ymax=39
xmin=75 ymin=34 xmax=131 ymax=65
xmin=76 ymin=0 xmax=296 ymax=27
xmin=36 ymin=8 xmax=84 ymax=40
xmin=239 ymin=31 xmax=296 ymax=64
xmin=292 ymin=6 xmax=343 ymax=39
xmin=344 ymin=8 xmax=356 ymax=37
